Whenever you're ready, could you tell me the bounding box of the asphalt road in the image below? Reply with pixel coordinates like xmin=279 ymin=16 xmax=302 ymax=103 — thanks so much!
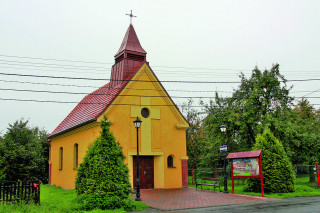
xmin=138 ymin=197 xmax=320 ymax=213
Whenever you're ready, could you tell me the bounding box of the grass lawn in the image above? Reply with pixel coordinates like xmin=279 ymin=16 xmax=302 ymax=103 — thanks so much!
xmin=0 ymin=184 xmax=148 ymax=213
xmin=189 ymin=175 xmax=320 ymax=198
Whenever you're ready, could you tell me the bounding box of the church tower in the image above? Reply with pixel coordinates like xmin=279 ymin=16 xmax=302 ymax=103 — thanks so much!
xmin=110 ymin=24 xmax=147 ymax=88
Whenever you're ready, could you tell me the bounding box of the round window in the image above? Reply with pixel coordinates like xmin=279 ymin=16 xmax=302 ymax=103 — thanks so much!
xmin=141 ymin=108 xmax=149 ymax=118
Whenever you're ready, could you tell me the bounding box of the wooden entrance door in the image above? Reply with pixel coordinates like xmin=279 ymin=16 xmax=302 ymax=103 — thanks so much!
xmin=133 ymin=156 xmax=154 ymax=189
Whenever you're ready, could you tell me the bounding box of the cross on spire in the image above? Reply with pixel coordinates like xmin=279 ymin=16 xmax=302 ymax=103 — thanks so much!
xmin=126 ymin=10 xmax=137 ymax=24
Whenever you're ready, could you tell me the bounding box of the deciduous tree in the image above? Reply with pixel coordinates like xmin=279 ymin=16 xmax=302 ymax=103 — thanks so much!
xmin=181 ymin=99 xmax=207 ymax=169
xmin=0 ymin=119 xmax=49 ymax=182
xmin=204 ymin=64 xmax=293 ymax=167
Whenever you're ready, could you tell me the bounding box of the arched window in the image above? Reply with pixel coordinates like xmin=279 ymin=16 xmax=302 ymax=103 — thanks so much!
xmin=59 ymin=147 xmax=63 ymax=170
xmin=167 ymin=155 xmax=174 ymax=168
xmin=73 ymin=143 xmax=78 ymax=169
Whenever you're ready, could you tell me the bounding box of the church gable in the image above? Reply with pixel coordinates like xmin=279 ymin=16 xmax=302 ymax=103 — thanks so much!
xmin=97 ymin=63 xmax=189 ymax=130
xmin=95 ymin=62 xmax=189 ymax=163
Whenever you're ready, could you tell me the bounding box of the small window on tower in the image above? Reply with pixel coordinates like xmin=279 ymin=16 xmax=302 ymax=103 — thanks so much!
xmin=141 ymin=108 xmax=149 ymax=118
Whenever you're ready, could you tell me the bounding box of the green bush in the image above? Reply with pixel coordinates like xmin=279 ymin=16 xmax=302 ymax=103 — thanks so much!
xmin=245 ymin=128 xmax=295 ymax=193
xmin=0 ymin=119 xmax=49 ymax=182
xmin=0 ymin=159 xmax=6 ymax=181
xmin=75 ymin=116 xmax=134 ymax=211
xmin=76 ymin=194 xmax=135 ymax=211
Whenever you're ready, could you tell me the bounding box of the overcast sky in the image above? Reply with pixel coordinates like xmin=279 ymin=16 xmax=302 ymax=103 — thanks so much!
xmin=1 ymin=0 xmax=320 ymax=135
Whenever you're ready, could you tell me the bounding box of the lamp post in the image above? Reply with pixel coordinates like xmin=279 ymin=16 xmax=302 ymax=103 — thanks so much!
xmin=220 ymin=123 xmax=228 ymax=193
xmin=133 ymin=117 xmax=142 ymax=201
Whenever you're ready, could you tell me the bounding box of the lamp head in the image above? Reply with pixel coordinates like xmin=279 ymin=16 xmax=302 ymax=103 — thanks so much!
xmin=133 ymin=117 xmax=142 ymax=128
xmin=220 ymin=123 xmax=227 ymax=133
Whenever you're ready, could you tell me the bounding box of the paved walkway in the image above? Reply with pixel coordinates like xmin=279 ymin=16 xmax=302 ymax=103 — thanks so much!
xmin=136 ymin=188 xmax=276 ymax=210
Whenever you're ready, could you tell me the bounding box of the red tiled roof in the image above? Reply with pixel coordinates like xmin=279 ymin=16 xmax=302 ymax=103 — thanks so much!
xmin=115 ymin=24 xmax=146 ymax=57
xmin=48 ymin=61 xmax=190 ymax=138
xmin=49 ymin=63 xmax=143 ymax=138
xmin=49 ymin=83 xmax=112 ymax=137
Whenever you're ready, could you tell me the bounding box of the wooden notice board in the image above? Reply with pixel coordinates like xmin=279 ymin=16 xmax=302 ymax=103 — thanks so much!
xmin=227 ymin=150 xmax=264 ymax=197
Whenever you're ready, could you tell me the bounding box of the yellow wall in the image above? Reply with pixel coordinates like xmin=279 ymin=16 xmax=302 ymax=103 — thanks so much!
xmin=50 ymin=63 xmax=188 ymax=189
xmin=50 ymin=124 xmax=100 ymax=189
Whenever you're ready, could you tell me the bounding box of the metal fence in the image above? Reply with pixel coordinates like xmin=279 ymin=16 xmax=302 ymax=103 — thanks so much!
xmin=189 ymin=164 xmax=320 ymax=187
xmin=0 ymin=180 xmax=40 ymax=204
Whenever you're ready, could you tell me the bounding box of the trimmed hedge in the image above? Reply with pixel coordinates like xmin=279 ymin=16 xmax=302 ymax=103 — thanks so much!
xmin=245 ymin=128 xmax=295 ymax=193
xmin=75 ymin=116 xmax=134 ymax=210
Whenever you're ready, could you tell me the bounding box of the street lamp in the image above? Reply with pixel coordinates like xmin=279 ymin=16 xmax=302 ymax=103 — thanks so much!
xmin=133 ymin=117 xmax=142 ymax=201
xmin=220 ymin=123 xmax=228 ymax=193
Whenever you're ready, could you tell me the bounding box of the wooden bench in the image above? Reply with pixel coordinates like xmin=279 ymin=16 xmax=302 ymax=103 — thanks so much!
xmin=195 ymin=177 xmax=221 ymax=192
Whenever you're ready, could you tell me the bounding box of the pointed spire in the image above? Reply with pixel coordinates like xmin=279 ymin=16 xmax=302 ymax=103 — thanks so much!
xmin=110 ymin=23 xmax=147 ymax=88
xmin=115 ymin=24 xmax=146 ymax=57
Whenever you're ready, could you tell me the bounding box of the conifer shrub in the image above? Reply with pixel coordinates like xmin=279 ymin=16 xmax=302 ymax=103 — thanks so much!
xmin=245 ymin=128 xmax=295 ymax=193
xmin=75 ymin=116 xmax=134 ymax=211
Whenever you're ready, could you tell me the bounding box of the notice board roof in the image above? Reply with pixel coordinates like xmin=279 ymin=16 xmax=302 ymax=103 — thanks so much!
xmin=227 ymin=150 xmax=262 ymax=159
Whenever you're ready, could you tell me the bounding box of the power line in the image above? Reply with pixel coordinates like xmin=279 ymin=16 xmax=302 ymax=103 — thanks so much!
xmin=0 ymin=97 xmax=319 ymax=107
xmin=0 ymin=72 xmax=240 ymax=83
xmin=1 ymin=60 xmax=320 ymax=76
xmin=0 ymin=54 xmax=112 ymax=65
xmin=0 ymin=65 xmax=107 ymax=75
xmin=1 ymin=71 xmax=320 ymax=84
xmin=0 ymin=79 xmax=232 ymax=93
xmin=0 ymin=59 xmax=109 ymax=70
xmin=0 ymin=61 xmax=250 ymax=75
xmin=0 ymin=54 xmax=251 ymax=71
xmin=2 ymin=87 xmax=320 ymax=100
xmin=0 ymin=79 xmax=316 ymax=94
xmin=1 ymin=64 xmax=319 ymax=82
xmin=0 ymin=87 xmax=230 ymax=99
xmin=302 ymin=88 xmax=320 ymax=98
xmin=0 ymin=56 xmax=249 ymax=73
xmin=1 ymin=56 xmax=320 ymax=81
xmin=0 ymin=79 xmax=99 ymax=88
xmin=2 ymin=54 xmax=320 ymax=73
xmin=0 ymin=62 xmax=106 ymax=71
xmin=0 ymin=98 xmax=206 ymax=107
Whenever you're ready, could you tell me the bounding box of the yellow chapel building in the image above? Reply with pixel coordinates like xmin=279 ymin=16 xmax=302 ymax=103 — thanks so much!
xmin=48 ymin=24 xmax=189 ymax=189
